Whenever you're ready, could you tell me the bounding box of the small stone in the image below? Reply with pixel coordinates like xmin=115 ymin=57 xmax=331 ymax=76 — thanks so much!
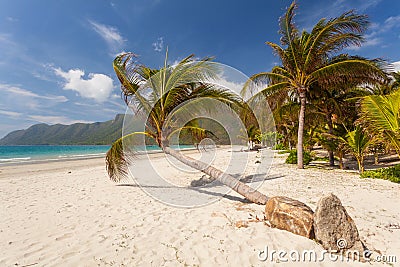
xmin=190 ymin=175 xmax=215 ymax=187
xmin=235 ymin=220 xmax=249 ymax=228
xmin=265 ymin=196 xmax=314 ymax=238
xmin=313 ymin=193 xmax=365 ymax=256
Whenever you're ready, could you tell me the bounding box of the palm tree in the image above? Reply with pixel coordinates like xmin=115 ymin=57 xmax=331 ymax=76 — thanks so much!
xmin=246 ymin=1 xmax=387 ymax=168
xmin=106 ymin=52 xmax=269 ymax=205
xmin=337 ymin=126 xmax=372 ymax=173
xmin=358 ymin=90 xmax=400 ymax=156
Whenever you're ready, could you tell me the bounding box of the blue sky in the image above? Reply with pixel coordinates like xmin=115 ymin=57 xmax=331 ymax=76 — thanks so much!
xmin=0 ymin=0 xmax=399 ymax=138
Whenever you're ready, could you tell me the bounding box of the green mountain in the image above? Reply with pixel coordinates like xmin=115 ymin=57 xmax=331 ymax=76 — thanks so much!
xmin=0 ymin=114 xmax=235 ymax=146
xmin=0 ymin=114 xmax=125 ymax=145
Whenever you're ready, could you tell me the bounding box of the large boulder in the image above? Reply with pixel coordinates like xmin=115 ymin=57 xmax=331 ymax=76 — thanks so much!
xmin=265 ymin=196 xmax=314 ymax=238
xmin=313 ymin=193 xmax=364 ymax=256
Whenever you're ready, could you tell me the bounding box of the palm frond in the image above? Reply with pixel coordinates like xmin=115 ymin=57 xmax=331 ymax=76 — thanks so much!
xmin=310 ymin=59 xmax=387 ymax=86
xmin=162 ymin=57 xmax=218 ymax=97
xmin=358 ymin=91 xmax=400 ymax=155
xmin=113 ymin=53 xmax=154 ymax=113
xmin=169 ymin=125 xmax=218 ymax=143
xmin=346 ymin=126 xmax=373 ymax=155
xmin=279 ymin=1 xmax=299 ymax=46
xmin=304 ymin=11 xmax=368 ymax=67
xmin=359 ymin=91 xmax=400 ymax=133
xmin=242 ymin=71 xmax=291 ymax=97
xmin=106 ymin=132 xmax=156 ymax=182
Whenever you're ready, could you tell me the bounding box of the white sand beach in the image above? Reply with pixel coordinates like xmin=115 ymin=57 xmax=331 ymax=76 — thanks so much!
xmin=0 ymin=148 xmax=399 ymax=266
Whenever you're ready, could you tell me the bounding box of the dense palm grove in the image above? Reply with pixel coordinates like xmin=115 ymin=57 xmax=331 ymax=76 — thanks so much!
xmin=246 ymin=2 xmax=398 ymax=172
xmin=106 ymin=0 xmax=400 ymax=201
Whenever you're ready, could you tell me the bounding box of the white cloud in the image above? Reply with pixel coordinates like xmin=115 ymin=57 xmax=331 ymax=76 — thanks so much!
xmin=170 ymin=59 xmax=180 ymax=66
xmin=0 ymin=33 xmax=16 ymax=46
xmin=301 ymin=0 xmax=382 ymax=31
xmin=73 ymin=102 xmax=95 ymax=107
xmin=301 ymin=1 xmax=386 ymax=49
xmin=369 ymin=15 xmax=400 ymax=37
xmin=28 ymin=115 xmax=93 ymax=125
xmin=88 ymin=20 xmax=125 ymax=54
xmin=103 ymin=108 xmax=120 ymax=114
xmin=355 ymin=0 xmax=382 ymax=11
xmin=212 ymin=77 xmax=244 ymax=94
xmin=348 ymin=37 xmax=381 ymax=51
xmin=393 ymin=61 xmax=400 ymax=72
xmin=0 ymin=84 xmax=68 ymax=102
xmin=382 ymin=16 xmax=400 ymax=31
xmin=54 ymin=68 xmax=114 ymax=102
xmin=0 ymin=109 xmax=22 ymax=118
xmin=152 ymin=37 xmax=164 ymax=52
xmin=351 ymin=15 xmax=400 ymax=49
xmin=6 ymin=17 xmax=18 ymax=22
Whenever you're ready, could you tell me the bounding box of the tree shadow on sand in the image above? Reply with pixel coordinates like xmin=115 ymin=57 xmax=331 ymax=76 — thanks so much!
xmin=116 ymin=173 xmax=285 ymax=203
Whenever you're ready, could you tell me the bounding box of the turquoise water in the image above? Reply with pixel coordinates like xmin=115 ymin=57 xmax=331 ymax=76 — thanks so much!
xmin=0 ymin=145 xmax=111 ymax=164
xmin=0 ymin=145 xmax=193 ymax=165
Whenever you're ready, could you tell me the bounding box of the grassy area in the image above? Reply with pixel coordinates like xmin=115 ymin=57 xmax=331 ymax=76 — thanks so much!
xmin=282 ymin=151 xmax=341 ymax=166
xmin=361 ymin=164 xmax=400 ymax=183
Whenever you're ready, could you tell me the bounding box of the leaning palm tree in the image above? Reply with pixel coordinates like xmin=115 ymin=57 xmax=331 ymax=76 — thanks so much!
xmin=106 ymin=52 xmax=269 ymax=204
xmin=246 ymin=1 xmax=387 ymax=168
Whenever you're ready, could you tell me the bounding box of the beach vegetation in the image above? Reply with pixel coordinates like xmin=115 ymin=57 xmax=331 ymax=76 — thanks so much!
xmin=361 ymin=164 xmax=400 ymax=183
xmin=273 ymin=143 xmax=287 ymax=150
xmin=285 ymin=149 xmax=312 ymax=165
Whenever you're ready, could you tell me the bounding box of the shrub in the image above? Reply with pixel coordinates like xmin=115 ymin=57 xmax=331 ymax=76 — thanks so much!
xmin=360 ymin=165 xmax=400 ymax=183
xmin=273 ymin=143 xmax=287 ymax=150
xmin=285 ymin=150 xmax=312 ymax=165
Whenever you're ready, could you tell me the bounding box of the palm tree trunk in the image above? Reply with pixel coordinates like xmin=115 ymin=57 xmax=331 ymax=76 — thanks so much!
xmin=325 ymin=112 xmax=335 ymax=167
xmin=337 ymin=151 xmax=344 ymax=169
xmin=297 ymin=90 xmax=306 ymax=169
xmin=357 ymin=156 xmax=365 ymax=174
xmin=339 ymin=155 xmax=344 ymax=169
xmin=374 ymin=150 xmax=379 ymax=164
xmin=163 ymin=146 xmax=269 ymax=205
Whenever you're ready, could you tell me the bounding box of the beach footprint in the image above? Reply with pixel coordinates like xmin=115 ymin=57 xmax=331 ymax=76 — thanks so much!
xmin=55 ymin=232 xmax=73 ymax=241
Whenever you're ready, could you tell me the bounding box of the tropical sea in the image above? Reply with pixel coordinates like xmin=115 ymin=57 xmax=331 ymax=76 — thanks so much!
xmin=0 ymin=145 xmax=194 ymax=165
